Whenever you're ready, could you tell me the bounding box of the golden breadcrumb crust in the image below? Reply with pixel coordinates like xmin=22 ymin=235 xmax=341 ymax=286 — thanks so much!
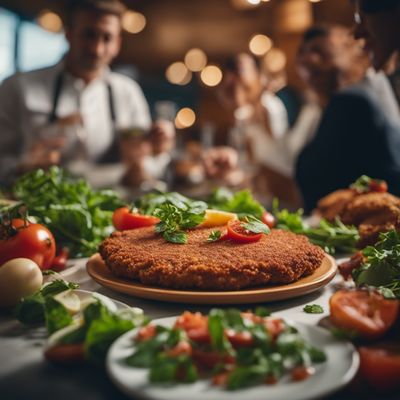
xmin=99 ymin=228 xmax=325 ymax=290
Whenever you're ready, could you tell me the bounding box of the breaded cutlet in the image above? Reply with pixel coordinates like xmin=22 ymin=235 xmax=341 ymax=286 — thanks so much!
xmin=99 ymin=228 xmax=325 ymax=291
xmin=317 ymin=189 xmax=358 ymax=222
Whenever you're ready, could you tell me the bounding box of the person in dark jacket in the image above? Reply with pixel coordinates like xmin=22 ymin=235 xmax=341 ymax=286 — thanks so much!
xmin=295 ymin=24 xmax=400 ymax=213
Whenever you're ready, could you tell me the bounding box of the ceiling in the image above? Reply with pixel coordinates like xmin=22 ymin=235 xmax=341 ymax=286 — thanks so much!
xmin=0 ymin=0 xmax=354 ymax=76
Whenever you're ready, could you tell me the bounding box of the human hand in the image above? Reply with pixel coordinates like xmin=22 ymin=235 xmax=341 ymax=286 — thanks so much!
xmin=202 ymin=146 xmax=239 ymax=179
xmin=149 ymin=120 xmax=176 ymax=155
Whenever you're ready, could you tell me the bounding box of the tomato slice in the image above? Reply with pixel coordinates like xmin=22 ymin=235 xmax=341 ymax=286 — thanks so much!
xmin=329 ymin=290 xmax=399 ymax=340
xmin=359 ymin=343 xmax=400 ymax=392
xmin=112 ymin=207 xmax=160 ymax=230
xmin=261 ymin=211 xmax=276 ymax=229
xmin=226 ymin=220 xmax=262 ymax=243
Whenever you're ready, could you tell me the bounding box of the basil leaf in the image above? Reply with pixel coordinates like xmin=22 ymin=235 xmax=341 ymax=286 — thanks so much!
xmin=241 ymin=216 xmax=270 ymax=235
xmin=163 ymin=230 xmax=187 ymax=244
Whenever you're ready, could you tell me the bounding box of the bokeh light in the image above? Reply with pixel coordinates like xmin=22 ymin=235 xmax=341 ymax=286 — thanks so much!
xmin=249 ymin=34 xmax=272 ymax=56
xmin=175 ymin=107 xmax=196 ymax=129
xmin=184 ymin=48 xmax=208 ymax=72
xmin=166 ymin=62 xmax=192 ymax=85
xmin=122 ymin=10 xmax=146 ymax=34
xmin=37 ymin=10 xmax=63 ymax=33
xmin=200 ymin=65 xmax=223 ymax=87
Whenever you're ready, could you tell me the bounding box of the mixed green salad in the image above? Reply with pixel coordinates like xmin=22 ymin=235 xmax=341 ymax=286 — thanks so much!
xmin=16 ymin=278 xmax=146 ymax=364
xmin=126 ymin=308 xmax=327 ymax=389
xmin=7 ymin=167 xmax=123 ymax=257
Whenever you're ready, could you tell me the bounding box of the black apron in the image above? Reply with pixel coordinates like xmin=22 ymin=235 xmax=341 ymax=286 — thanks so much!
xmin=48 ymin=72 xmax=120 ymax=163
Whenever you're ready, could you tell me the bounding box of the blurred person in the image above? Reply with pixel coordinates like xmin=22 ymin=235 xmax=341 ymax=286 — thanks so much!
xmin=0 ymin=0 xmax=174 ymax=186
xmin=296 ymin=24 xmax=400 ymax=213
xmin=353 ymin=0 xmax=400 ymax=104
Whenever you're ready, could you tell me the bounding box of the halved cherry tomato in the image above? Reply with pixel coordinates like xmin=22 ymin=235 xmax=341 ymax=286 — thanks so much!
xmin=329 ymin=290 xmax=399 ymax=340
xmin=112 ymin=207 xmax=160 ymax=230
xmin=369 ymin=180 xmax=388 ymax=193
xmin=261 ymin=211 xmax=276 ymax=229
xmin=358 ymin=343 xmax=400 ymax=392
xmin=226 ymin=220 xmax=262 ymax=243
xmin=0 ymin=219 xmax=56 ymax=270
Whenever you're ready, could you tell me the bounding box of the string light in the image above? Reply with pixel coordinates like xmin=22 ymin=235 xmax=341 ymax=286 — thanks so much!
xmin=200 ymin=65 xmax=223 ymax=87
xmin=184 ymin=48 xmax=208 ymax=72
xmin=37 ymin=10 xmax=63 ymax=33
xmin=122 ymin=10 xmax=146 ymax=34
xmin=175 ymin=107 xmax=196 ymax=129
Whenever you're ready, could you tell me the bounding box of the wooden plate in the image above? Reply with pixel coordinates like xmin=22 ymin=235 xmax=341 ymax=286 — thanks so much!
xmin=86 ymin=253 xmax=337 ymax=304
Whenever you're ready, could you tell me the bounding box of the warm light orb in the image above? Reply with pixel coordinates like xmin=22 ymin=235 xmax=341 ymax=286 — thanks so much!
xmin=200 ymin=65 xmax=223 ymax=87
xmin=166 ymin=62 xmax=192 ymax=85
xmin=37 ymin=10 xmax=63 ymax=33
xmin=184 ymin=48 xmax=208 ymax=72
xmin=122 ymin=10 xmax=146 ymax=34
xmin=262 ymin=48 xmax=287 ymax=73
xmin=249 ymin=34 xmax=272 ymax=56
xmin=175 ymin=107 xmax=196 ymax=129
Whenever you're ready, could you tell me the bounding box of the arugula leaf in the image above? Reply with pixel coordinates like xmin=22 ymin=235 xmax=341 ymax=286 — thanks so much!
xmin=227 ymin=364 xmax=269 ymax=390
xmin=149 ymin=354 xmax=197 ymax=383
xmin=303 ymin=304 xmax=324 ymax=314
xmin=207 ymin=230 xmax=222 ymax=242
xmin=273 ymin=199 xmax=359 ymax=255
xmin=208 ymin=309 xmax=233 ymax=353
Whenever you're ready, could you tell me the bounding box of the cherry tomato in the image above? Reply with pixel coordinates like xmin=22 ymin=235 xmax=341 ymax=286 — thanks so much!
xmin=51 ymin=247 xmax=69 ymax=272
xmin=264 ymin=318 xmax=285 ymax=340
xmin=0 ymin=219 xmax=56 ymax=270
xmin=369 ymin=180 xmax=388 ymax=193
xmin=261 ymin=211 xmax=276 ymax=229
xmin=358 ymin=343 xmax=400 ymax=392
xmin=329 ymin=290 xmax=399 ymax=340
xmin=112 ymin=207 xmax=160 ymax=230
xmin=226 ymin=220 xmax=262 ymax=243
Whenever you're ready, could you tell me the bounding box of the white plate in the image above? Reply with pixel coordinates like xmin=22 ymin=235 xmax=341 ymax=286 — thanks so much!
xmin=106 ymin=316 xmax=359 ymax=400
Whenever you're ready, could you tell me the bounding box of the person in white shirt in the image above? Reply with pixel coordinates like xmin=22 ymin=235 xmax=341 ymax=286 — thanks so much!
xmin=0 ymin=0 xmax=172 ymax=186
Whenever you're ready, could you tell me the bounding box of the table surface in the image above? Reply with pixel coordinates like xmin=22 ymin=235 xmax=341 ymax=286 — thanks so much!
xmin=0 ymin=257 xmax=396 ymax=400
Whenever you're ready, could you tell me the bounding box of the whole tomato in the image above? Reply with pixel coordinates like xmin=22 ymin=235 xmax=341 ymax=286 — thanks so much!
xmin=0 ymin=219 xmax=56 ymax=270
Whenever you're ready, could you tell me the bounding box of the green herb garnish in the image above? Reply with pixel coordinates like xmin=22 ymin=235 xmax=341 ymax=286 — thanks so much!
xmin=303 ymin=304 xmax=324 ymax=314
xmin=207 ymin=230 xmax=222 ymax=242
xmin=352 ymin=230 xmax=400 ymax=298
xmin=153 ymin=193 xmax=207 ymax=244
xmin=273 ymin=199 xmax=359 ymax=255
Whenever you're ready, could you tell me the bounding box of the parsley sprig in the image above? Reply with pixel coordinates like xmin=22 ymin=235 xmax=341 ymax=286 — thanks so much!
xmin=353 ymin=230 xmax=400 ymax=298
xmin=153 ymin=194 xmax=207 ymax=244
